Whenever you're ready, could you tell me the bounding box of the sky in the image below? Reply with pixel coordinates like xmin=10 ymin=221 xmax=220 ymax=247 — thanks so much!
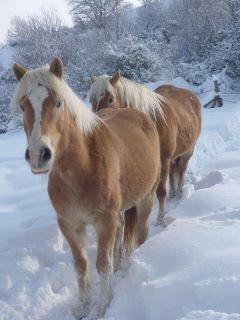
xmin=0 ymin=0 xmax=145 ymax=45
xmin=0 ymin=0 xmax=73 ymax=44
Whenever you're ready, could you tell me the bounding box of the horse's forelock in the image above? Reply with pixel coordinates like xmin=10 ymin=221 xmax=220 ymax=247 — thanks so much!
xmin=12 ymin=65 xmax=100 ymax=135
xmin=11 ymin=66 xmax=51 ymax=112
xmin=89 ymin=75 xmax=114 ymax=103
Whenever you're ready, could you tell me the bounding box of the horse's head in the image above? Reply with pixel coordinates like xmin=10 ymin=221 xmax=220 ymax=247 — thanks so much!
xmin=89 ymin=71 xmax=121 ymax=112
xmin=12 ymin=57 xmax=66 ymax=174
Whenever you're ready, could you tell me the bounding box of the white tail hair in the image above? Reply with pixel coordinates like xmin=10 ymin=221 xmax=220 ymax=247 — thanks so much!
xmin=11 ymin=65 xmax=100 ymax=135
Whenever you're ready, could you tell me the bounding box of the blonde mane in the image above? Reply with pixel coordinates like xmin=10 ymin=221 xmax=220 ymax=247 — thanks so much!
xmin=89 ymin=75 xmax=166 ymax=120
xmin=11 ymin=65 xmax=100 ymax=135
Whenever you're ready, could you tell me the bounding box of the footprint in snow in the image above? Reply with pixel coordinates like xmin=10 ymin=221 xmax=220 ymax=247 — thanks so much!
xmin=194 ymin=170 xmax=225 ymax=190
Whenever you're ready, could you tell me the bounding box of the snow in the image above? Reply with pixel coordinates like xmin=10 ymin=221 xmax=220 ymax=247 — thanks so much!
xmin=1 ymin=88 xmax=240 ymax=320
xmin=146 ymin=77 xmax=193 ymax=92
xmin=0 ymin=45 xmax=15 ymax=73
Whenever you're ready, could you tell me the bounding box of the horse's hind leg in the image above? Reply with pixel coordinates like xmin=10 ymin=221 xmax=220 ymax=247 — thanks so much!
xmin=176 ymin=149 xmax=194 ymax=198
xmin=95 ymin=209 xmax=118 ymax=316
xmin=123 ymin=206 xmax=138 ymax=255
xmin=114 ymin=212 xmax=124 ymax=271
xmin=57 ymin=218 xmax=90 ymax=316
xmin=136 ymin=190 xmax=155 ymax=246
xmin=156 ymin=158 xmax=170 ymax=226
xmin=169 ymin=158 xmax=180 ymax=198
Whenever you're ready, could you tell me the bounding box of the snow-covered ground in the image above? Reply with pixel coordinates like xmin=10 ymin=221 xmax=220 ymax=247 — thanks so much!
xmin=1 ymin=88 xmax=240 ymax=320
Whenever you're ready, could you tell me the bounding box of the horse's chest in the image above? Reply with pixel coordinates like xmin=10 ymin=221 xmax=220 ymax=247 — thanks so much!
xmin=48 ymin=172 xmax=106 ymax=225
xmin=61 ymin=206 xmax=96 ymax=225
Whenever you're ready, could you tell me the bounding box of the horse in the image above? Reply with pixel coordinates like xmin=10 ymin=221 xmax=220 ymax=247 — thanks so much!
xmin=11 ymin=58 xmax=160 ymax=317
xmin=89 ymin=71 xmax=202 ymax=226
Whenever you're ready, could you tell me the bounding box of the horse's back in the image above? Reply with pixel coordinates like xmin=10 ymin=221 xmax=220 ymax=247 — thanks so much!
xmin=97 ymin=108 xmax=158 ymax=143
xmin=155 ymin=84 xmax=201 ymax=120
xmin=156 ymin=84 xmax=201 ymax=135
xmin=155 ymin=84 xmax=196 ymax=101
xmin=97 ymin=108 xmax=159 ymax=161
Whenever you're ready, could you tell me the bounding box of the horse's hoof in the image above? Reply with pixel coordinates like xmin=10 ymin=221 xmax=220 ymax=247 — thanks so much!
xmin=72 ymin=310 xmax=88 ymax=320
xmin=155 ymin=219 xmax=167 ymax=228
xmin=72 ymin=296 xmax=91 ymax=320
xmin=168 ymin=192 xmax=176 ymax=199
xmin=175 ymin=193 xmax=183 ymax=200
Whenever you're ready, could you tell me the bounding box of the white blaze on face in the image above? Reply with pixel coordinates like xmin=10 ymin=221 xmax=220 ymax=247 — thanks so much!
xmin=27 ymin=85 xmax=49 ymax=166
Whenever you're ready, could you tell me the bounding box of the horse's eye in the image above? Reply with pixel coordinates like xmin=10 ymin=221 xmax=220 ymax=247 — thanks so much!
xmin=56 ymin=100 xmax=63 ymax=108
xmin=109 ymin=98 xmax=113 ymax=103
xmin=20 ymin=105 xmax=24 ymax=111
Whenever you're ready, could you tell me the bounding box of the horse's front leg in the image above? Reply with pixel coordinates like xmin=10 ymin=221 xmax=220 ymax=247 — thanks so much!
xmin=94 ymin=209 xmax=118 ymax=316
xmin=57 ymin=217 xmax=90 ymax=316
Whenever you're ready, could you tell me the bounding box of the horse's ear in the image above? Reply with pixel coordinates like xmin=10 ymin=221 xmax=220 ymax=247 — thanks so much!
xmin=50 ymin=57 xmax=63 ymax=79
xmin=91 ymin=75 xmax=97 ymax=83
xmin=12 ymin=63 xmax=27 ymax=81
xmin=110 ymin=70 xmax=121 ymax=86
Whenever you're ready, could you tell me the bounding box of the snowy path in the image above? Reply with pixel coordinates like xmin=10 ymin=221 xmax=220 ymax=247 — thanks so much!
xmin=1 ymin=98 xmax=240 ymax=320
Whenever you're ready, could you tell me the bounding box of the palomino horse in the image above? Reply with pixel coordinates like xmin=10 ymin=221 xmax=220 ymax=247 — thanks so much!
xmin=11 ymin=58 xmax=160 ymax=316
xmin=89 ymin=71 xmax=201 ymax=225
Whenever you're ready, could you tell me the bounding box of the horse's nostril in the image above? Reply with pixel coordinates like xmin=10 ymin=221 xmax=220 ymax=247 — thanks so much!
xmin=41 ymin=147 xmax=52 ymax=162
xmin=25 ymin=149 xmax=30 ymax=161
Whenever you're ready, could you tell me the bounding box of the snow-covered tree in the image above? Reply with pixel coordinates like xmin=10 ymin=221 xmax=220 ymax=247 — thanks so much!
xmin=8 ymin=10 xmax=68 ymax=67
xmin=222 ymin=0 xmax=240 ymax=78
xmin=68 ymin=0 xmax=128 ymax=38
xmin=167 ymin=0 xmax=228 ymax=62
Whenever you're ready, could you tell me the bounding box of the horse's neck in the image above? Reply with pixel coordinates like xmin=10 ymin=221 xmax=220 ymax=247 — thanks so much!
xmin=55 ymin=114 xmax=92 ymax=174
xmin=117 ymin=79 xmax=151 ymax=109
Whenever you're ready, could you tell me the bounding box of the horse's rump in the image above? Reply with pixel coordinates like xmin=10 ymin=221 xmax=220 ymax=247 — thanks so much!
xmin=155 ymin=84 xmax=201 ymax=129
xmin=154 ymin=84 xmax=201 ymax=154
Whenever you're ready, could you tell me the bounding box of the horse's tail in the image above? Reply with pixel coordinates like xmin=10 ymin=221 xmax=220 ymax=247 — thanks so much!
xmin=123 ymin=206 xmax=138 ymax=255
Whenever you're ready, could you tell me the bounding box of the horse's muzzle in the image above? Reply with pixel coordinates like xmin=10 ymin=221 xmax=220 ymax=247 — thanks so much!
xmin=25 ymin=146 xmax=53 ymax=174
